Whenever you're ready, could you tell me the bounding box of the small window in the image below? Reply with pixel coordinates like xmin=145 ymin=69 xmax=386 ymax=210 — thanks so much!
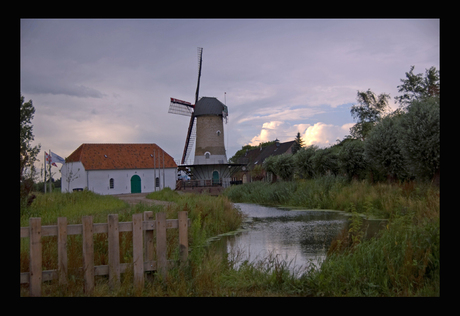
xmin=155 ymin=177 xmax=160 ymax=188
xmin=109 ymin=178 xmax=114 ymax=189
xmin=205 ymin=152 xmax=211 ymax=159
xmin=216 ymin=130 xmax=221 ymax=136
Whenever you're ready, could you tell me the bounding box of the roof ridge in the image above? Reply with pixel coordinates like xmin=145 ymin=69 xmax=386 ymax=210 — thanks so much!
xmin=80 ymin=142 xmax=159 ymax=145
xmin=65 ymin=143 xmax=176 ymax=170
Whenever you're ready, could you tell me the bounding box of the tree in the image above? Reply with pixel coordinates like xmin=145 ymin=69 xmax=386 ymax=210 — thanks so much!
xmin=263 ymin=155 xmax=278 ymax=183
xmin=424 ymin=66 xmax=440 ymax=98
xmin=63 ymin=163 xmax=81 ymax=192
xmin=274 ymin=153 xmax=295 ymax=181
xmin=398 ymin=96 xmax=440 ymax=182
xmin=229 ymin=144 xmax=253 ymax=164
xmin=292 ymin=132 xmax=304 ymax=154
xmin=364 ymin=114 xmax=409 ymax=182
xmin=20 ymin=94 xmax=41 ymax=204
xmin=293 ymin=145 xmax=318 ymax=179
xmin=394 ymin=65 xmax=440 ymax=108
xmin=20 ymin=95 xmax=41 ymax=181
xmin=250 ymin=164 xmax=264 ymax=181
xmin=311 ymin=147 xmax=340 ymax=177
xmin=349 ymin=89 xmax=390 ymax=141
xmin=338 ymin=139 xmax=367 ymax=181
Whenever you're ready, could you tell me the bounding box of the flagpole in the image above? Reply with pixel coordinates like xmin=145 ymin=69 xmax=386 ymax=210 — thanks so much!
xmin=44 ymin=151 xmax=46 ymax=194
xmin=49 ymin=149 xmax=52 ymax=193
xmin=162 ymin=150 xmax=165 ymax=190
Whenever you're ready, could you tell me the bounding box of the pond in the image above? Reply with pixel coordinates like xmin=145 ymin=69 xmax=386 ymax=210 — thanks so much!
xmin=211 ymin=203 xmax=386 ymax=276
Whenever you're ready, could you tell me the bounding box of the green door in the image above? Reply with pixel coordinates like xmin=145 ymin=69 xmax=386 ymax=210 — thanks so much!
xmin=131 ymin=175 xmax=141 ymax=193
xmin=212 ymin=171 xmax=220 ymax=185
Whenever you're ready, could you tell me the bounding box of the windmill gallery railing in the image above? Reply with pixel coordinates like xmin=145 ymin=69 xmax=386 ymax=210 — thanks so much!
xmin=178 ymin=179 xmax=222 ymax=189
xmin=20 ymin=211 xmax=190 ymax=296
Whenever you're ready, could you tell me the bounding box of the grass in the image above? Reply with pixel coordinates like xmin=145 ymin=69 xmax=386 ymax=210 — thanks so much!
xmin=147 ymin=187 xmax=244 ymax=239
xmin=307 ymin=211 xmax=440 ymax=296
xmin=20 ymin=188 xmax=246 ymax=296
xmin=20 ymin=179 xmax=439 ymax=296
xmin=20 ymin=190 xmax=134 ymax=226
xmin=223 ymin=176 xmax=440 ymax=296
xmin=20 ymin=190 xmax=168 ymax=296
xmin=223 ymin=175 xmax=439 ymax=220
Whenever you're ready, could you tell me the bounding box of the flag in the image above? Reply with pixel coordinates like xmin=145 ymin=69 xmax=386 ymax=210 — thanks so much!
xmin=45 ymin=152 xmax=57 ymax=167
xmin=50 ymin=150 xmax=65 ymax=165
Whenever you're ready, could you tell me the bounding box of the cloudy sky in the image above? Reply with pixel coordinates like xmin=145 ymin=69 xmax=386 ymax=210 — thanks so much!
xmin=21 ymin=19 xmax=439 ymax=170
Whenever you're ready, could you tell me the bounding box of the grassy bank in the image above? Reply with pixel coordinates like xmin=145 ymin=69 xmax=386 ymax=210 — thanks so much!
xmin=20 ymin=190 xmax=132 ymax=227
xmin=223 ymin=175 xmax=439 ymax=220
xmin=20 ymin=189 xmax=246 ymax=296
xmin=20 ymin=180 xmax=439 ymax=296
xmin=147 ymin=188 xmax=244 ymax=239
xmin=223 ymin=176 xmax=440 ymax=296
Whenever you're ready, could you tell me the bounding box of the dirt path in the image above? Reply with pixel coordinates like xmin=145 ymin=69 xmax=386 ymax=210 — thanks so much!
xmin=115 ymin=193 xmax=174 ymax=207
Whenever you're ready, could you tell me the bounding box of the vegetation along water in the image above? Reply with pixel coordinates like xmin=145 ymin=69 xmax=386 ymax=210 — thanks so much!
xmin=20 ymin=179 xmax=439 ymax=297
xmin=223 ymin=177 xmax=439 ymax=296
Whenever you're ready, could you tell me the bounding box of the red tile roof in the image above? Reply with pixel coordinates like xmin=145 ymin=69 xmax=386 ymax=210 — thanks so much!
xmin=66 ymin=143 xmax=177 ymax=170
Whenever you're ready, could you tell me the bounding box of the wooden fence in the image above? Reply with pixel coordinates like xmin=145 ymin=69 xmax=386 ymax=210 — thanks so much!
xmin=20 ymin=211 xmax=190 ymax=296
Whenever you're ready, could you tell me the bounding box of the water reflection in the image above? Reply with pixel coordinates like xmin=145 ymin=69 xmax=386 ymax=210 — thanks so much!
xmin=221 ymin=203 xmax=350 ymax=275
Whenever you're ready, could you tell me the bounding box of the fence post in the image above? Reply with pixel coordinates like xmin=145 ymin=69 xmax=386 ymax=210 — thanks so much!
xmin=21 ymin=213 xmax=190 ymax=294
xmin=108 ymin=214 xmax=120 ymax=289
xmin=82 ymin=216 xmax=94 ymax=295
xmin=156 ymin=212 xmax=167 ymax=279
xmin=144 ymin=211 xmax=154 ymax=262
xmin=57 ymin=217 xmax=68 ymax=286
xmin=29 ymin=217 xmax=42 ymax=297
xmin=132 ymin=213 xmax=144 ymax=292
xmin=178 ymin=211 xmax=188 ymax=262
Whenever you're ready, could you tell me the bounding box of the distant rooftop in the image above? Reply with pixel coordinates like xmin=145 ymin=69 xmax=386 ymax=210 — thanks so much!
xmin=237 ymin=140 xmax=295 ymax=167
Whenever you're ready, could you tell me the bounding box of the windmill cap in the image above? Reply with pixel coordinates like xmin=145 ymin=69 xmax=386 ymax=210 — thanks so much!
xmin=194 ymin=97 xmax=228 ymax=117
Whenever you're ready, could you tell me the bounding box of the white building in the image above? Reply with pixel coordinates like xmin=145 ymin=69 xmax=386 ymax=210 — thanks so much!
xmin=61 ymin=143 xmax=177 ymax=195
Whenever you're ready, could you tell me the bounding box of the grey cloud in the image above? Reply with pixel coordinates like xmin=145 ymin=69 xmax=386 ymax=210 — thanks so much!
xmin=59 ymin=84 xmax=106 ymax=98
xmin=23 ymin=78 xmax=106 ymax=98
xmin=21 ymin=19 xmax=439 ymax=162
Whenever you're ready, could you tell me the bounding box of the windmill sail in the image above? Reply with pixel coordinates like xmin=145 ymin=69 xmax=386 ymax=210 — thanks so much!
xmin=168 ymin=47 xmax=203 ymax=165
xmin=195 ymin=47 xmax=203 ymax=104
xmin=182 ymin=116 xmax=196 ymax=164
xmin=181 ymin=47 xmax=203 ymax=164
xmin=169 ymin=98 xmax=194 ymax=116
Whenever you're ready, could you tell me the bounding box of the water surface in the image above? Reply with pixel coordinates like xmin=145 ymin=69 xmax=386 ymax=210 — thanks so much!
xmin=221 ymin=203 xmax=350 ymax=275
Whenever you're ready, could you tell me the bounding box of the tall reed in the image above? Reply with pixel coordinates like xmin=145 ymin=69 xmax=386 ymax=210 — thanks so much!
xmin=306 ymin=214 xmax=440 ymax=296
xmin=148 ymin=188 xmax=244 ymax=240
xmin=224 ymin=176 xmax=439 ymax=220
xmin=20 ymin=183 xmax=439 ymax=296
xmin=224 ymin=177 xmax=440 ymax=296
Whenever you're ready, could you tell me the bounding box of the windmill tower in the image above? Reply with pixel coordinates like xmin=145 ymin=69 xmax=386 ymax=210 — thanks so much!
xmin=193 ymin=96 xmax=228 ymax=165
xmin=168 ymin=48 xmax=235 ymax=187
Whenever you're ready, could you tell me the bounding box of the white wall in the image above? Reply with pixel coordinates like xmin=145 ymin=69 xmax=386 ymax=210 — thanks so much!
xmin=61 ymin=162 xmax=87 ymax=193
xmin=61 ymin=163 xmax=177 ymax=195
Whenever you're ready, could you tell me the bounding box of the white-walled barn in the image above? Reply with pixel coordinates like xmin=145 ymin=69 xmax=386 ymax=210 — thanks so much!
xmin=61 ymin=143 xmax=177 ymax=195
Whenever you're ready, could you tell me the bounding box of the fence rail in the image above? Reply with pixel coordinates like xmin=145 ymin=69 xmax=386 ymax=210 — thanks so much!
xmin=20 ymin=211 xmax=190 ymax=297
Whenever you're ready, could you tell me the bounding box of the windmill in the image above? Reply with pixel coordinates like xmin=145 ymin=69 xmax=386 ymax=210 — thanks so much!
xmin=169 ymin=48 xmax=239 ymax=189
xmin=168 ymin=47 xmax=228 ymax=166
